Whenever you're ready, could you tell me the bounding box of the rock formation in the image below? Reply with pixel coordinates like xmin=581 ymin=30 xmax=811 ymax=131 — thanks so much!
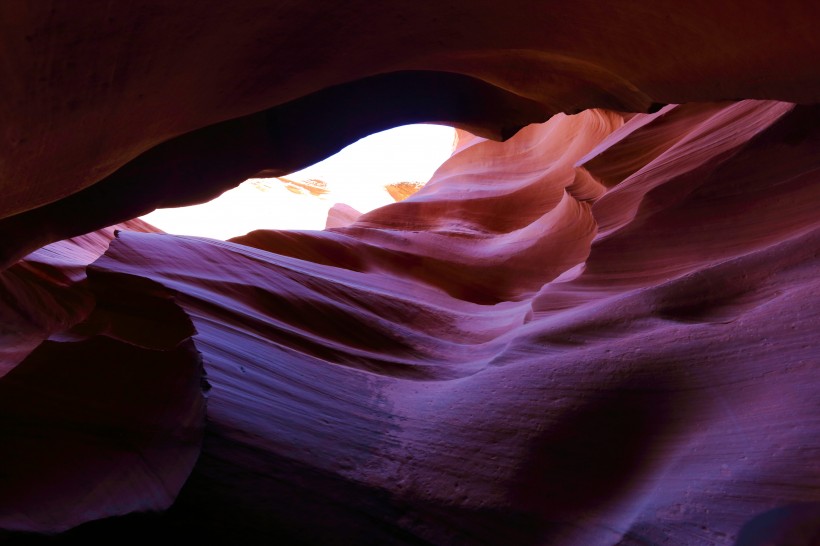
xmin=1 ymin=2 xmax=819 ymax=545
xmin=385 ymin=182 xmax=426 ymax=202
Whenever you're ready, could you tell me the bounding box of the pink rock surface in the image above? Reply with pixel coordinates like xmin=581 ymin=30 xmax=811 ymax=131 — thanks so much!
xmin=0 ymin=219 xmax=158 ymax=375
xmin=237 ymin=110 xmax=621 ymax=304
xmin=3 ymin=100 xmax=816 ymax=544
xmin=3 ymin=2 xmax=820 ymax=266
xmin=325 ymin=202 xmax=363 ymax=229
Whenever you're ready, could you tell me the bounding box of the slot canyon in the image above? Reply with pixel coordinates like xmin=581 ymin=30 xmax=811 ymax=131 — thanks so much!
xmin=1 ymin=2 xmax=819 ymax=545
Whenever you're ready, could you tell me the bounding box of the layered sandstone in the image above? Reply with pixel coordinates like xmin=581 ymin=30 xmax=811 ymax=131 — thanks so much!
xmin=3 ymin=2 xmax=820 ymax=265
xmin=2 ymin=3 xmax=820 ymax=544
xmin=1 ymin=101 xmax=818 ymax=545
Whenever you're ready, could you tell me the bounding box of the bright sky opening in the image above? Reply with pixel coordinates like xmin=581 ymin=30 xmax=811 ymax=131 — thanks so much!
xmin=141 ymin=124 xmax=456 ymax=239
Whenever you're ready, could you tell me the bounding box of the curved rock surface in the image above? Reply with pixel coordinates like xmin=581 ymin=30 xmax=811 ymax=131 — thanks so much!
xmin=2 ymin=3 xmax=820 ymax=544
xmin=3 ymin=2 xmax=820 ymax=264
xmin=0 ymin=219 xmax=208 ymax=536
xmin=2 ymin=100 xmax=817 ymax=544
xmin=0 ymin=219 xmax=158 ymax=375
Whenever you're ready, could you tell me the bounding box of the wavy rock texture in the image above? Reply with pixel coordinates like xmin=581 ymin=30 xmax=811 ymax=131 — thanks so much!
xmin=0 ymin=219 xmax=158 ymax=375
xmin=3 ymin=2 xmax=820 ymax=265
xmin=0 ymin=220 xmax=207 ymax=536
xmin=2 ymin=101 xmax=817 ymax=544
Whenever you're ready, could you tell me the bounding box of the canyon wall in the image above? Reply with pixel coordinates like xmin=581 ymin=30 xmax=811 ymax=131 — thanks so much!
xmin=2 ymin=102 xmax=818 ymax=545
xmin=1 ymin=3 xmax=819 ymax=545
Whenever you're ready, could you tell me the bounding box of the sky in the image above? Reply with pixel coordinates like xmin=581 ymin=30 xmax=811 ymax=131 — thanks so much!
xmin=141 ymin=124 xmax=456 ymax=239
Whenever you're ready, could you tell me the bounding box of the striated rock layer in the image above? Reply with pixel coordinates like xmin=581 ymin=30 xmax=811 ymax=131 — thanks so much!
xmin=3 ymin=2 xmax=820 ymax=266
xmin=0 ymin=219 xmax=158 ymax=376
xmin=2 ymin=101 xmax=818 ymax=545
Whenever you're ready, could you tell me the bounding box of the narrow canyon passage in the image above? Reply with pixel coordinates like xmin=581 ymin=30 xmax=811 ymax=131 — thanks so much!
xmin=1 ymin=3 xmax=819 ymax=545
